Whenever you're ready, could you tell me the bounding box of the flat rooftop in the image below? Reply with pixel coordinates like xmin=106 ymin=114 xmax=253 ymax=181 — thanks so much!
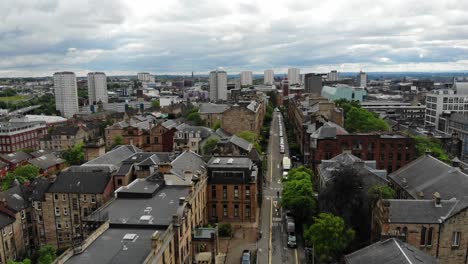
xmin=88 ymin=185 xmax=189 ymax=227
xmin=207 ymin=157 xmax=252 ymax=168
xmin=66 ymin=228 xmax=159 ymax=264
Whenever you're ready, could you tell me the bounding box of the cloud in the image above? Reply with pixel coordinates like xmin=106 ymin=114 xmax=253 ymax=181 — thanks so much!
xmin=1 ymin=0 xmax=468 ymax=77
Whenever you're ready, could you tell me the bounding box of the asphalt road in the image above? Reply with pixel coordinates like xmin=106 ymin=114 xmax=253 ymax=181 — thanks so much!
xmin=257 ymin=111 xmax=307 ymax=264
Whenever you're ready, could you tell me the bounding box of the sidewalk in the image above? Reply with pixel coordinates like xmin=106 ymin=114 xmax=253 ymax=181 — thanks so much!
xmin=219 ymin=227 xmax=258 ymax=264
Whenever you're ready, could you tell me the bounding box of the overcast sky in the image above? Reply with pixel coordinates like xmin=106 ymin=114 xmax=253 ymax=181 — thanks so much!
xmin=2 ymin=0 xmax=468 ymax=77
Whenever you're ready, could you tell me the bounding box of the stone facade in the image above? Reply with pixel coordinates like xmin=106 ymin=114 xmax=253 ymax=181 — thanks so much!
xmin=221 ymin=101 xmax=266 ymax=135
xmin=40 ymin=127 xmax=87 ymax=151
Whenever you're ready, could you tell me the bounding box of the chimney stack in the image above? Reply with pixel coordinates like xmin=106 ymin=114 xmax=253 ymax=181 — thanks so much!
xmin=433 ymin=192 xmax=441 ymax=207
xmin=179 ymin=197 xmax=186 ymax=206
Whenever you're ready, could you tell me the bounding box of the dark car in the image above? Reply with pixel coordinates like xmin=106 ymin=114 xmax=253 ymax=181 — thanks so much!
xmin=241 ymin=249 xmax=251 ymax=264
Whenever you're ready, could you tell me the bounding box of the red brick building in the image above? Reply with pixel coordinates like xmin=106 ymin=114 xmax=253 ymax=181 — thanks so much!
xmin=310 ymin=132 xmax=416 ymax=173
xmin=0 ymin=122 xmax=47 ymax=153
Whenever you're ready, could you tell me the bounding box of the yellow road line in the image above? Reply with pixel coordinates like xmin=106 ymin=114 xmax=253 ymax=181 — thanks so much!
xmin=269 ymin=199 xmax=273 ymax=264
xmin=294 ymin=248 xmax=298 ymax=264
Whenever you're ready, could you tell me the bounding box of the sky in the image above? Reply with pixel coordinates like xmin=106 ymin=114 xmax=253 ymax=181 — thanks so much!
xmin=2 ymin=0 xmax=468 ymax=77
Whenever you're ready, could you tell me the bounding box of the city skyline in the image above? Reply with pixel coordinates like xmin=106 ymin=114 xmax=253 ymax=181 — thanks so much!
xmin=2 ymin=0 xmax=468 ymax=77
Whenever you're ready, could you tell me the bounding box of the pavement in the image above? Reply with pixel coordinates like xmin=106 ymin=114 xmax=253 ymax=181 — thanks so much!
xmin=257 ymin=111 xmax=307 ymax=264
xmin=219 ymin=227 xmax=258 ymax=264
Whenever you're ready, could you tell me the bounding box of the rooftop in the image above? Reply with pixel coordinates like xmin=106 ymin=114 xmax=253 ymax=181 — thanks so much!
xmin=0 ymin=151 xmax=31 ymax=164
xmin=65 ymin=228 xmax=159 ymax=264
xmin=207 ymin=157 xmax=252 ymax=168
xmin=383 ymin=199 xmax=465 ymax=223
xmin=28 ymin=153 xmax=65 ymax=170
xmin=345 ymin=238 xmax=439 ymax=264
xmin=198 ymin=103 xmax=229 ymax=114
xmin=48 ymin=170 xmax=111 ymax=194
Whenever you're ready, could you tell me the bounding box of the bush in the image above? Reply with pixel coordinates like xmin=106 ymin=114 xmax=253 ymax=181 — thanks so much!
xmin=218 ymin=223 xmax=233 ymax=237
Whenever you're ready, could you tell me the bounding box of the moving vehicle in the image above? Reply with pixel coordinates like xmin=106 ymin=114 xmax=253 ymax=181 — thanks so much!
xmin=280 ymin=144 xmax=285 ymax=154
xmin=241 ymin=249 xmax=251 ymax=264
xmin=286 ymin=212 xmax=297 ymax=248
xmin=282 ymin=157 xmax=291 ymax=171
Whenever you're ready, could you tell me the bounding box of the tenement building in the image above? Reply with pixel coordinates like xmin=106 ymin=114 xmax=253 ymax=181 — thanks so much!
xmin=207 ymin=157 xmax=258 ymax=226
xmin=0 ymin=122 xmax=47 ymax=153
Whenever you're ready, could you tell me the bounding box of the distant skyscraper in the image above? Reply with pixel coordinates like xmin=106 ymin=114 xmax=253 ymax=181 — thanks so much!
xmin=288 ymin=68 xmax=300 ymax=85
xmin=264 ymin=70 xmax=274 ymax=85
xmin=327 ymin=70 xmax=340 ymax=81
xmin=240 ymin=71 xmax=253 ymax=86
xmin=53 ymin=72 xmax=79 ymax=118
xmin=357 ymin=71 xmax=367 ymax=87
xmin=209 ymin=70 xmax=228 ymax=101
xmin=137 ymin=72 xmax=154 ymax=82
xmin=87 ymin=72 xmax=108 ymax=104
xmin=304 ymin=73 xmax=323 ymax=95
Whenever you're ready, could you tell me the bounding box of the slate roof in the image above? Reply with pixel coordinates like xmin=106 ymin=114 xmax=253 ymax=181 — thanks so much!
xmin=161 ymin=120 xmax=177 ymax=129
xmin=384 ymin=199 xmax=463 ymax=224
xmin=345 ymin=238 xmax=439 ymax=264
xmin=50 ymin=126 xmax=81 ymax=136
xmin=48 ymin=170 xmax=111 ymax=194
xmin=389 ymin=154 xmax=468 ymax=200
xmin=199 ymin=103 xmax=229 ymax=114
xmin=28 ymin=153 xmax=65 ymax=170
xmin=171 ymin=151 xmax=206 ymax=178
xmin=29 ymin=178 xmax=52 ymax=201
xmin=229 ymin=135 xmax=253 ymax=152
xmin=310 ymin=122 xmax=348 ymax=139
xmin=0 ymin=213 xmax=15 ymax=229
xmin=30 ymin=149 xmax=50 ymax=158
xmin=215 ymin=128 xmax=232 ymax=138
xmin=177 ymin=126 xmax=214 ymax=139
xmin=0 ymin=151 xmax=31 ymax=164
xmin=83 ymin=145 xmax=142 ymax=171
xmin=207 ymin=157 xmax=252 ymax=168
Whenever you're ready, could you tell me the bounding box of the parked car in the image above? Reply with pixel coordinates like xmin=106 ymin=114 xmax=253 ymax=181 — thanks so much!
xmin=241 ymin=249 xmax=251 ymax=264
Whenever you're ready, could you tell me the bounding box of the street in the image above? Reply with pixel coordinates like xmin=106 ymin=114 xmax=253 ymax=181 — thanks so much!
xmin=257 ymin=111 xmax=307 ymax=264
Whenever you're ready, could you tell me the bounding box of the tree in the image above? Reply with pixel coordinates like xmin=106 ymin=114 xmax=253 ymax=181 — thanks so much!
xmin=212 ymin=120 xmax=221 ymax=130
xmin=345 ymin=107 xmax=390 ymax=133
xmin=368 ymin=185 xmax=396 ymax=205
xmin=186 ymin=112 xmax=205 ymax=126
xmin=203 ymin=138 xmax=219 ymax=155
xmin=151 ymin=99 xmax=160 ymax=110
xmin=237 ymin=131 xmax=261 ymax=153
xmin=113 ymin=135 xmax=124 ymax=146
xmin=218 ymin=223 xmax=233 ymax=237
xmin=37 ymin=245 xmax=56 ymax=264
xmin=281 ymin=177 xmax=316 ymax=222
xmin=7 ymin=259 xmax=32 ymax=264
xmin=414 ymin=136 xmax=450 ymax=162
xmin=62 ymin=143 xmax=85 ymax=166
xmin=334 ymin=99 xmax=361 ymax=115
xmin=2 ymin=165 xmax=40 ymax=190
xmin=304 ymin=213 xmax=355 ymax=263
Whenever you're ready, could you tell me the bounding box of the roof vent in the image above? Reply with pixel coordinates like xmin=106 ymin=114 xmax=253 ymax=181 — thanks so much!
xmin=139 ymin=215 xmax=153 ymax=223
xmin=401 ymin=178 xmax=408 ymax=188
xmin=227 ymin=158 xmax=234 ymax=164
xmin=144 ymin=207 xmax=152 ymax=214
xmin=179 ymin=197 xmax=186 ymax=205
xmin=213 ymin=158 xmax=220 ymax=164
xmin=434 ymin=192 xmax=442 ymax=207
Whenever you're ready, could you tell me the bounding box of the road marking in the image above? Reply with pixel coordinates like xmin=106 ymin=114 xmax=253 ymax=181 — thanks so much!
xmin=269 ymin=199 xmax=273 ymax=264
xmin=295 ymin=248 xmax=298 ymax=264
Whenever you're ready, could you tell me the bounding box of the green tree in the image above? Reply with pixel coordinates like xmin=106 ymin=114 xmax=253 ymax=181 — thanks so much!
xmin=218 ymin=223 xmax=233 ymax=237
xmin=414 ymin=136 xmax=450 ymax=162
xmin=212 ymin=120 xmax=221 ymax=130
xmin=2 ymin=165 xmax=40 ymax=190
xmin=113 ymin=135 xmax=124 ymax=146
xmin=304 ymin=213 xmax=355 ymax=263
xmin=151 ymin=99 xmax=160 ymax=110
xmin=281 ymin=177 xmax=316 ymax=222
xmin=345 ymin=107 xmax=389 ymax=133
xmin=237 ymin=131 xmax=261 ymax=152
xmin=368 ymin=185 xmax=396 ymax=205
xmin=203 ymin=138 xmax=219 ymax=155
xmin=37 ymin=245 xmax=56 ymax=264
xmin=334 ymin=99 xmax=361 ymax=115
xmin=7 ymin=259 xmax=32 ymax=264
xmin=186 ymin=112 xmax=205 ymax=126
xmin=62 ymin=143 xmax=85 ymax=166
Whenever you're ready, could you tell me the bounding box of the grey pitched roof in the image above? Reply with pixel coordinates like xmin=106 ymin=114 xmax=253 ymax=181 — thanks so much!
xmin=0 ymin=184 xmax=29 ymax=212
xmin=114 ymin=163 xmax=133 ymax=176
xmin=48 ymin=170 xmax=111 ymax=194
xmin=28 ymin=154 xmax=65 ymax=170
xmin=50 ymin=126 xmax=81 ymax=136
xmin=345 ymin=238 xmax=439 ymax=264
xmin=83 ymin=145 xmax=142 ymax=171
xmin=178 ymin=126 xmax=214 ymax=139
xmin=0 ymin=151 xmax=31 ymax=164
xmin=384 ymin=199 xmax=461 ymax=224
xmin=0 ymin=213 xmax=15 ymax=229
xmin=29 ymin=178 xmax=52 ymax=201
xmin=389 ymin=154 xmax=468 ymax=200
xmin=310 ymin=122 xmax=348 ymax=139
xmin=30 ymin=149 xmax=50 ymax=158
xmin=161 ymin=120 xmax=177 ymax=129
xmin=215 ymin=128 xmax=232 ymax=138
xmin=199 ymin=103 xmax=229 ymax=114
xmin=171 ymin=151 xmax=206 ymax=178
xmin=229 ymin=135 xmax=253 ymax=152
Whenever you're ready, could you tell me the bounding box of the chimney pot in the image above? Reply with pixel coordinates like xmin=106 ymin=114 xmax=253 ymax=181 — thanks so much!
xmin=179 ymin=197 xmax=186 ymax=205
xmin=433 ymin=192 xmax=441 ymax=207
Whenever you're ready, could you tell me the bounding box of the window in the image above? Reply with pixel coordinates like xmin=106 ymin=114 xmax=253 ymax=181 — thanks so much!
xmin=54 ymin=194 xmax=58 ymax=201
xmin=234 ymin=186 xmax=239 ymax=199
xmin=72 ymin=198 xmax=78 ymax=210
xmin=62 ymin=194 xmax=66 ymax=201
xmin=56 ymin=223 xmax=62 ymax=229
xmin=82 ymin=195 xmax=87 ymax=202
xmin=65 ymin=221 xmax=70 ymax=228
xmin=74 ymin=214 xmax=79 ymax=223
xmin=117 ymin=179 xmax=123 ymax=186
xmin=211 ymin=186 xmax=216 ymax=199
xmin=211 ymin=204 xmax=216 ymax=217
xmin=21 ymin=210 xmax=25 ymax=219
xmin=420 ymin=226 xmax=427 ymax=246
xmin=154 ymin=137 xmax=159 ymax=144
xmin=223 ymin=205 xmax=228 ymax=217
xmin=246 ymin=186 xmax=250 ymax=199
xmin=55 ymin=207 xmax=60 ymax=216
xmin=91 ymin=195 xmax=96 ymax=203
xmin=222 ymin=186 xmax=227 ymax=200
xmin=234 ymin=205 xmax=239 ymax=217
xmin=63 ymin=207 xmax=68 ymax=216
xmin=452 ymin=232 xmax=461 ymax=247
xmin=246 ymin=205 xmax=251 ymax=217
xmin=427 ymin=227 xmax=433 ymax=246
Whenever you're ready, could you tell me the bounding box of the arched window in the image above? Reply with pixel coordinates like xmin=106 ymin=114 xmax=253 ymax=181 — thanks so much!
xmin=420 ymin=226 xmax=427 ymax=246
